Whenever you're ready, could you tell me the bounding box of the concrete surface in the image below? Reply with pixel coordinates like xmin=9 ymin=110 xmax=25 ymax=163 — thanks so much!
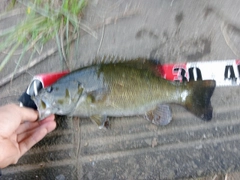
xmin=1 ymin=0 xmax=240 ymax=179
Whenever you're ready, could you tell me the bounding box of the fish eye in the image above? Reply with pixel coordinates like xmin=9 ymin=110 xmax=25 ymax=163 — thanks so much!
xmin=46 ymin=86 xmax=53 ymax=93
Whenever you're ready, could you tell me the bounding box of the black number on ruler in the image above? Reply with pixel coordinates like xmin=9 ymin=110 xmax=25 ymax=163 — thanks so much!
xmin=173 ymin=68 xmax=188 ymax=82
xmin=224 ymin=65 xmax=237 ymax=82
xmin=238 ymin=64 xmax=240 ymax=77
xmin=188 ymin=67 xmax=202 ymax=81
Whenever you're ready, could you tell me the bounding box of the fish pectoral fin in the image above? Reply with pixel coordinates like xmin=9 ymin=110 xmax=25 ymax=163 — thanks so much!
xmin=90 ymin=115 xmax=110 ymax=129
xmin=144 ymin=104 xmax=172 ymax=126
xmin=87 ymin=88 xmax=108 ymax=103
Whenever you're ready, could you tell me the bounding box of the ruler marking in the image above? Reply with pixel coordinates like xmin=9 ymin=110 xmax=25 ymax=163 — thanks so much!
xmin=161 ymin=59 xmax=240 ymax=86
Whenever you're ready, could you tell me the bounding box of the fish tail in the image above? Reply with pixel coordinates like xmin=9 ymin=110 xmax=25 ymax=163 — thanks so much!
xmin=185 ymin=80 xmax=216 ymax=121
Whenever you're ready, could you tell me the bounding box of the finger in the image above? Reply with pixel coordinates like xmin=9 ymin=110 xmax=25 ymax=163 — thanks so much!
xmin=16 ymin=115 xmax=55 ymax=134
xmin=16 ymin=106 xmax=38 ymax=123
xmin=39 ymin=114 xmax=55 ymax=125
xmin=0 ymin=104 xmax=38 ymax=138
xmin=16 ymin=122 xmax=39 ymax=135
xmin=1 ymin=104 xmax=38 ymax=123
xmin=17 ymin=115 xmax=55 ymax=142
xmin=18 ymin=120 xmax=56 ymax=156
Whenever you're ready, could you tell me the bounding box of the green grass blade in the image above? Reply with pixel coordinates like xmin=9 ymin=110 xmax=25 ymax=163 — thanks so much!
xmin=54 ymin=25 xmax=64 ymax=67
xmin=0 ymin=0 xmax=88 ymax=73
xmin=11 ymin=42 xmax=30 ymax=80
xmin=0 ymin=41 xmax=21 ymax=71
xmin=65 ymin=17 xmax=69 ymax=57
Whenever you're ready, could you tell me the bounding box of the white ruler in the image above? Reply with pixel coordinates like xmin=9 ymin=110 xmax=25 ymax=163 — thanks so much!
xmin=159 ymin=59 xmax=240 ymax=86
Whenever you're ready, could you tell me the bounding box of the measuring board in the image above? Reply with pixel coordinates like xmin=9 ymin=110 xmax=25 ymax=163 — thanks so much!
xmin=159 ymin=59 xmax=240 ymax=87
xmin=19 ymin=59 xmax=239 ymax=109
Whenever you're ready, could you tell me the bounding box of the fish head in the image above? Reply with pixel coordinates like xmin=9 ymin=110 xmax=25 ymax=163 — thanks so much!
xmin=32 ymin=80 xmax=83 ymax=120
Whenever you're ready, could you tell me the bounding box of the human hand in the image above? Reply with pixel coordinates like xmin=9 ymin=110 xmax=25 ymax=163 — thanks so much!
xmin=0 ymin=104 xmax=56 ymax=168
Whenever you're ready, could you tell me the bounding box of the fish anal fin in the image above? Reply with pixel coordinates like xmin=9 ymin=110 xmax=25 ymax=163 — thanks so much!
xmin=145 ymin=104 xmax=172 ymax=126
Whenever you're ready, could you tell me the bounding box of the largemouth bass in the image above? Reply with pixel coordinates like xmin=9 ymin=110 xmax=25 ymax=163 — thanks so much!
xmin=32 ymin=59 xmax=216 ymax=128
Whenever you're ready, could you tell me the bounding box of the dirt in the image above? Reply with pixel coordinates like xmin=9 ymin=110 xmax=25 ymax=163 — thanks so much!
xmin=1 ymin=0 xmax=240 ymax=179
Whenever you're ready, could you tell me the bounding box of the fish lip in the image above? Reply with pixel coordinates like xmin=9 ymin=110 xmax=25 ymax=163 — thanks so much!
xmin=38 ymin=108 xmax=52 ymax=120
xmin=32 ymin=97 xmax=53 ymax=120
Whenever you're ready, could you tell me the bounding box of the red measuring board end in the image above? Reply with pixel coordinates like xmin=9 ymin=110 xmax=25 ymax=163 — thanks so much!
xmin=157 ymin=63 xmax=187 ymax=82
xmin=33 ymin=71 xmax=69 ymax=88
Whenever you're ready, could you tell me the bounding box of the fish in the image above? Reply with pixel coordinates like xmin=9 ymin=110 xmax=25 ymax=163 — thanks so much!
xmin=32 ymin=58 xmax=216 ymax=128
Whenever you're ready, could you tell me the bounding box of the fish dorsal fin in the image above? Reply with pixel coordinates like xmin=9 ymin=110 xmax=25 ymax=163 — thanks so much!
xmin=79 ymin=55 xmax=124 ymax=68
xmin=74 ymin=56 xmax=161 ymax=76
xmin=79 ymin=56 xmax=161 ymax=71
xmin=114 ymin=58 xmax=161 ymax=73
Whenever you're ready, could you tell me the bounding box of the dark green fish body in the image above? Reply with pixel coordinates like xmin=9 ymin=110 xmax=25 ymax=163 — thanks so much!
xmin=33 ymin=59 xmax=216 ymax=127
xmin=73 ymin=64 xmax=184 ymax=116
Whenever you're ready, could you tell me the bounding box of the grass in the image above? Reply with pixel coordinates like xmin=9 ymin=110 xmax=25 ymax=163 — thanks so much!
xmin=0 ymin=0 xmax=88 ymax=72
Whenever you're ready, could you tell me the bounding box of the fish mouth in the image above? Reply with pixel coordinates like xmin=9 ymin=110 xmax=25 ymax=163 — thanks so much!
xmin=38 ymin=107 xmax=53 ymax=120
xmin=32 ymin=97 xmax=54 ymax=120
